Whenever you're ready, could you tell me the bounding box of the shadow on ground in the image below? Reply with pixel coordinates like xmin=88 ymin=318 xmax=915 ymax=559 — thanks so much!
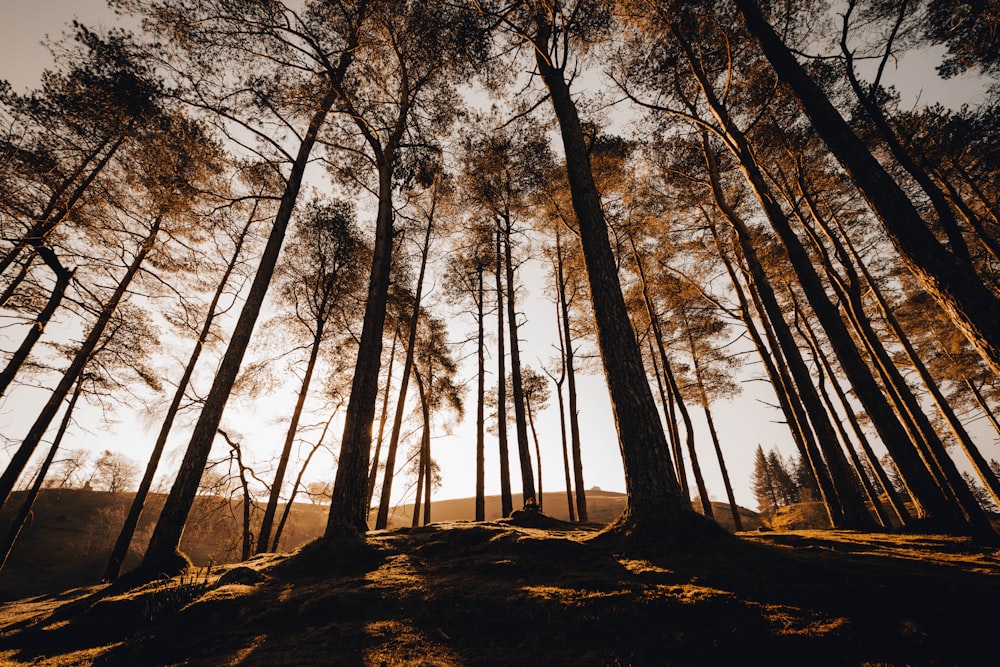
xmin=1 ymin=518 xmax=998 ymax=666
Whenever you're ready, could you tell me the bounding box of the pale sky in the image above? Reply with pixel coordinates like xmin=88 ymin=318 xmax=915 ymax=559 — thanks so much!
xmin=0 ymin=1 xmax=994 ymax=515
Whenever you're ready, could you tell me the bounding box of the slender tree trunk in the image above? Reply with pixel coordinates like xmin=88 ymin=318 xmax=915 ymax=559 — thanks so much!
xmin=501 ymin=217 xmax=536 ymax=506
xmin=526 ymin=395 xmax=543 ymax=511
xmin=737 ymin=0 xmax=1000 ymax=380
xmin=716 ymin=237 xmax=820 ymax=497
xmin=367 ymin=329 xmax=399 ymax=508
xmin=628 ymin=236 xmax=689 ymax=502
xmin=374 ymin=209 xmax=435 ymax=530
xmin=555 ymin=228 xmax=586 ymax=521
xmin=687 ymin=334 xmax=742 ymax=530
xmin=217 ymin=429 xmax=255 ymax=561
xmin=0 ymin=217 xmax=161 ymax=512
xmin=475 ymin=268 xmax=486 ymax=521
xmin=967 ymin=378 xmax=1000 ymax=442
xmin=664 ymin=352 xmax=712 ymax=518
xmin=103 ymin=210 xmax=255 ymax=581
xmin=549 ymin=361 xmax=575 ymax=521
xmin=533 ymin=19 xmax=694 ymax=533
xmin=411 ymin=442 xmax=425 ymax=529
xmin=0 ymin=256 xmax=74 ymax=398
xmin=795 ymin=304 xmax=891 ymax=528
xmin=0 ymin=378 xmax=83 ymax=571
xmin=0 ymin=252 xmax=36 ymax=308
xmin=273 ymin=407 xmax=337 ymax=550
xmin=495 ymin=228 xmax=513 ymax=517
xmin=140 ymin=88 xmax=343 ymax=577
xmin=422 ymin=361 xmax=433 ymax=527
xmin=731 ymin=235 xmax=843 ymax=523
xmin=649 ymin=336 xmax=686 ymax=497
xmin=257 ymin=318 xmax=325 ymax=553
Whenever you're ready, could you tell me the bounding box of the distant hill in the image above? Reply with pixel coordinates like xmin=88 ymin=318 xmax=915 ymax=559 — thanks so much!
xmin=376 ymin=489 xmax=762 ymax=533
xmin=0 ymin=487 xmax=759 ymax=600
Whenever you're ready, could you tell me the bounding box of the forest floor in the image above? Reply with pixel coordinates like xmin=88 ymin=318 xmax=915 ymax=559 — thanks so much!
xmin=0 ymin=514 xmax=998 ymax=666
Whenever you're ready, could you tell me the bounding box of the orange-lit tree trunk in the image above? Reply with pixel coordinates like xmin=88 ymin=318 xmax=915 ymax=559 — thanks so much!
xmin=104 ymin=210 xmax=256 ymax=581
xmin=737 ymin=0 xmax=1000 ymax=381
xmin=530 ymin=12 xmax=700 ymax=536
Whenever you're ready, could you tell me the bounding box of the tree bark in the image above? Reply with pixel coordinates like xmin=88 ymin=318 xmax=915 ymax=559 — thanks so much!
xmin=374 ymin=209 xmax=434 ymax=530
xmin=737 ymin=0 xmax=1000 ymax=380
xmin=532 ymin=16 xmax=694 ymax=533
xmin=501 ymin=217 xmax=536 ymax=506
xmin=140 ymin=88 xmax=341 ymax=577
xmin=0 ymin=217 xmax=161 ymax=512
xmin=104 ymin=210 xmax=255 ymax=582
xmin=555 ymin=227 xmax=587 ymax=521
xmin=495 ymin=228 xmax=513 ymax=517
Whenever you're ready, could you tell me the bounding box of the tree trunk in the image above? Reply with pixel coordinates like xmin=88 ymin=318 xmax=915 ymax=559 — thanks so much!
xmin=104 ymin=210 xmax=255 ymax=582
xmin=327 ymin=156 xmax=396 ymax=534
xmin=475 ymin=267 xmax=486 ymax=522
xmin=556 ymin=227 xmax=587 ymax=521
xmin=526 ymin=393 xmax=543 ymax=511
xmin=367 ymin=329 xmax=399 ymax=508
xmin=738 ymin=0 xmax=1000 ymax=380
xmin=256 ymin=317 xmax=325 ymax=553
xmin=0 ymin=255 xmax=74 ymax=398
xmin=533 ymin=18 xmax=695 ymax=534
xmin=688 ymin=333 xmax=743 ymax=531
xmin=502 ymin=217 xmax=536 ymax=506
xmin=374 ymin=208 xmax=434 ymax=530
xmin=629 ymin=236 xmax=700 ymax=512
xmin=139 ymin=88 xmax=341 ymax=577
xmin=273 ymin=408 xmax=337 ymax=550
xmin=967 ymin=378 xmax=1000 ymax=442
xmin=217 ymin=429 xmax=254 ymax=561
xmin=0 ymin=378 xmax=83 ymax=571
xmin=0 ymin=217 xmax=161 ymax=512
xmin=649 ymin=335 xmax=686 ymax=498
xmin=495 ymin=228 xmax=513 ymax=517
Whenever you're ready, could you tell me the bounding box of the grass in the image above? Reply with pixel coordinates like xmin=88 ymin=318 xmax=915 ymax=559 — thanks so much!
xmin=0 ymin=516 xmax=998 ymax=666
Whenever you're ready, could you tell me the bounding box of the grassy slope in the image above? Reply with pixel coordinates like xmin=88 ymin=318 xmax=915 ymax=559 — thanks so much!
xmin=0 ymin=519 xmax=998 ymax=666
xmin=0 ymin=488 xmax=761 ymax=602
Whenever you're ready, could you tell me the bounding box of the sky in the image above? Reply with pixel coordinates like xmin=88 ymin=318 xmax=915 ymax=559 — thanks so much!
xmin=0 ymin=1 xmax=995 ymax=517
